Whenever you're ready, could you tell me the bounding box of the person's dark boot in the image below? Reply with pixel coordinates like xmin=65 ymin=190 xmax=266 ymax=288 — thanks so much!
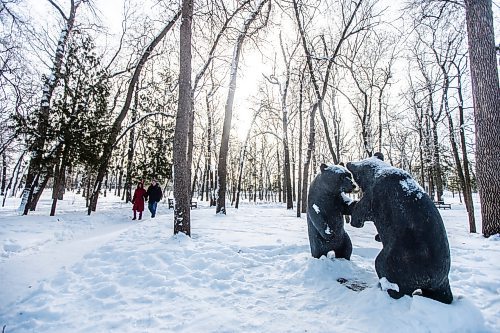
xmin=139 ymin=212 xmax=142 ymax=220
xmin=132 ymin=212 xmax=137 ymax=220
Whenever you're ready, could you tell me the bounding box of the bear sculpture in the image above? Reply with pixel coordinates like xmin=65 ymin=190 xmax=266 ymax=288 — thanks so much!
xmin=307 ymin=163 xmax=357 ymax=259
xmin=346 ymin=157 xmax=453 ymax=304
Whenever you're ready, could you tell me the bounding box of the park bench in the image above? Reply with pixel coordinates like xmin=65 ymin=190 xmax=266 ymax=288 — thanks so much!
xmin=168 ymin=198 xmax=198 ymax=209
xmin=434 ymin=200 xmax=451 ymax=210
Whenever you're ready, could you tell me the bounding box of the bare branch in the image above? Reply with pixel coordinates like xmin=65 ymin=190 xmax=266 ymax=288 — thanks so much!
xmin=46 ymin=0 xmax=69 ymax=21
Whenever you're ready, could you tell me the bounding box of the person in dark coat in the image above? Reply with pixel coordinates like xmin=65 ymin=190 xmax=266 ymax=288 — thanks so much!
xmin=132 ymin=182 xmax=147 ymax=220
xmin=146 ymin=179 xmax=163 ymax=218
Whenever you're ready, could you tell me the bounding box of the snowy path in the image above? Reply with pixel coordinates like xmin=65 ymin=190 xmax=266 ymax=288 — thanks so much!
xmin=1 ymin=193 xmax=499 ymax=332
xmin=1 ymin=221 xmax=136 ymax=307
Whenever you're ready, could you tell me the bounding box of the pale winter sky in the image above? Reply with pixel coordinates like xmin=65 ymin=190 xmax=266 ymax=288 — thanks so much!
xmin=23 ymin=0 xmax=499 ymax=141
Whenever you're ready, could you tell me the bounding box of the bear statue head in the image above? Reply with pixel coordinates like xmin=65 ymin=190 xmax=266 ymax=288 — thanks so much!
xmin=319 ymin=163 xmax=356 ymax=194
xmin=346 ymin=155 xmax=387 ymax=192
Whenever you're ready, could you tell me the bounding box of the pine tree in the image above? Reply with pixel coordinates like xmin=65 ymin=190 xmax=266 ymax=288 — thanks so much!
xmin=48 ymin=33 xmax=110 ymax=215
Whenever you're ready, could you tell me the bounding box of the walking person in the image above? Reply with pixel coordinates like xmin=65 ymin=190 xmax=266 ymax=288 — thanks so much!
xmin=132 ymin=182 xmax=147 ymax=220
xmin=146 ymin=179 xmax=163 ymax=218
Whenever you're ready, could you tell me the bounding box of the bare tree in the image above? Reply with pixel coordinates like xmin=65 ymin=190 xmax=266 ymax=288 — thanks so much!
xmin=296 ymin=69 xmax=305 ymax=217
xmin=415 ymin=33 xmax=446 ymax=202
xmin=235 ymin=108 xmax=262 ymax=209
xmin=423 ymin=18 xmax=477 ymax=232
xmin=264 ymin=32 xmax=299 ymax=209
xmin=451 ymin=56 xmax=476 ymax=233
xmin=187 ymin=0 xmax=252 ymax=207
xmin=88 ymin=9 xmax=180 ymax=215
xmin=406 ymin=0 xmax=499 ymax=236
xmin=292 ymin=0 xmax=376 ymax=212
xmin=216 ymin=0 xmax=271 ymax=214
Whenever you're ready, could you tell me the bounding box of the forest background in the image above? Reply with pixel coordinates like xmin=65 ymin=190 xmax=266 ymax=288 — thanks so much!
xmin=0 ymin=0 xmax=499 ymax=236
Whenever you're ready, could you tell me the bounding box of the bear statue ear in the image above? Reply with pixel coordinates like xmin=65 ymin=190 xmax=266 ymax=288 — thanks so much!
xmin=320 ymin=163 xmax=328 ymax=172
xmin=374 ymin=152 xmax=384 ymax=161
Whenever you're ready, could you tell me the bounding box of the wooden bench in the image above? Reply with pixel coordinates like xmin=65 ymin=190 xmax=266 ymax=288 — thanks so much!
xmin=168 ymin=198 xmax=197 ymax=209
xmin=434 ymin=200 xmax=451 ymax=210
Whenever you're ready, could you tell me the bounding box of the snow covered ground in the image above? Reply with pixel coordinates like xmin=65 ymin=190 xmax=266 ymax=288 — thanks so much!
xmin=0 ymin=191 xmax=498 ymax=332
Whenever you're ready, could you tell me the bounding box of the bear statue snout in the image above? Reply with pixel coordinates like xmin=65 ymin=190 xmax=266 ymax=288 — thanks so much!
xmin=342 ymin=180 xmax=355 ymax=193
xmin=350 ymin=219 xmax=364 ymax=228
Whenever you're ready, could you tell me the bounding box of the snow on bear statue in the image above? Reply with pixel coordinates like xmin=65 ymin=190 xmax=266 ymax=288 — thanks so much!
xmin=346 ymin=157 xmax=453 ymax=304
xmin=307 ymin=163 xmax=357 ymax=259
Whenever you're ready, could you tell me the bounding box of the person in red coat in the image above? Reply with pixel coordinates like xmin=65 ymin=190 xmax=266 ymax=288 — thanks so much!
xmin=132 ymin=182 xmax=147 ymax=220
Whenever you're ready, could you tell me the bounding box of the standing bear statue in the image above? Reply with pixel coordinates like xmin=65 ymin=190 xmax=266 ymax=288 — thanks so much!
xmin=307 ymin=163 xmax=357 ymax=259
xmin=346 ymin=157 xmax=453 ymax=304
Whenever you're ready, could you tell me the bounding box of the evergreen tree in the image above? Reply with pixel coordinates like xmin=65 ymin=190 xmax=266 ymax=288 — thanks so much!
xmin=46 ymin=32 xmax=110 ymax=215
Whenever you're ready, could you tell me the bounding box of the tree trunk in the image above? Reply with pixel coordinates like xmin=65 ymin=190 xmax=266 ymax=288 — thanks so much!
xmin=455 ymin=66 xmax=476 ymax=233
xmin=317 ymin=103 xmax=339 ymax=163
xmin=445 ymin=94 xmax=474 ymax=232
xmin=1 ymin=153 xmax=6 ymax=196
xmin=277 ymin=148 xmax=282 ymax=203
xmin=216 ymin=0 xmax=269 ymax=214
xmin=200 ymin=167 xmax=206 ymax=201
xmin=50 ymin=140 xmax=69 ymax=216
xmin=29 ymin=172 xmax=51 ymax=211
xmin=205 ymin=95 xmax=212 ymax=203
xmin=85 ymin=170 xmax=91 ymax=208
xmin=191 ymin=151 xmax=203 ymax=198
xmin=296 ymin=72 xmax=304 ymax=217
xmin=50 ymin=157 xmax=67 ymax=217
xmin=124 ymin=82 xmax=139 ymax=203
xmin=235 ymin=110 xmax=260 ymax=209
xmin=431 ymin=120 xmax=444 ymax=202
xmin=173 ymin=0 xmax=193 ymax=236
xmin=437 ymin=49 xmax=476 ymax=233
xmin=378 ymin=90 xmax=383 ymax=152
xmin=282 ymin=99 xmax=293 ymax=208
xmin=464 ymin=0 xmax=500 ymax=237
xmin=417 ymin=111 xmax=425 ymax=187
xmin=278 ymin=34 xmax=294 ymax=209
xmin=301 ymin=103 xmax=318 ymax=214
xmin=117 ymin=159 xmax=124 ymax=198
xmin=11 ymin=157 xmax=25 ymax=198
xmin=424 ymin=108 xmax=434 ymax=198
xmin=2 ymin=152 xmax=25 ymax=208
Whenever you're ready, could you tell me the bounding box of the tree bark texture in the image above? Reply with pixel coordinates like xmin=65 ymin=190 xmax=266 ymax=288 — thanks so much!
xmin=464 ymin=0 xmax=500 ymax=237
xmin=172 ymin=0 xmax=193 ymax=236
